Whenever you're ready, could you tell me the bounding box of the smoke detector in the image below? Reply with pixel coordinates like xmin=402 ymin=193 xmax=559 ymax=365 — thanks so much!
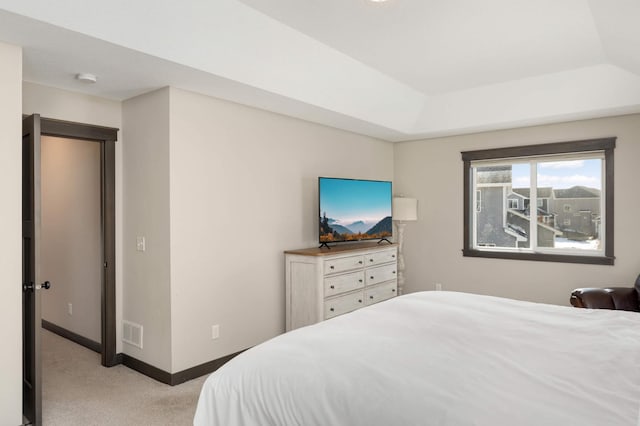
xmin=75 ymin=73 xmax=97 ymax=84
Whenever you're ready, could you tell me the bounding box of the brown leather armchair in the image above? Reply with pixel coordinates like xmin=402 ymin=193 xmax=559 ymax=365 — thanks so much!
xmin=570 ymin=276 xmax=640 ymax=312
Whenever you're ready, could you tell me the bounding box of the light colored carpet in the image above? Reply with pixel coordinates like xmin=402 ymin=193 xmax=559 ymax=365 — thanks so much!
xmin=42 ymin=329 xmax=207 ymax=425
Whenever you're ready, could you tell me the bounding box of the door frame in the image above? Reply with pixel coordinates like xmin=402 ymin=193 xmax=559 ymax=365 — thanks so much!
xmin=39 ymin=117 xmax=119 ymax=367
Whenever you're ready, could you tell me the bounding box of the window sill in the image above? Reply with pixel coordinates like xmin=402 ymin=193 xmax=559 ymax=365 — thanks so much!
xmin=462 ymin=249 xmax=615 ymax=265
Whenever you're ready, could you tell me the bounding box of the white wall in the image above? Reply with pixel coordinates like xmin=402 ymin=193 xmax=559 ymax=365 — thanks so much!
xmin=23 ymin=82 xmax=124 ymax=352
xmin=168 ymin=87 xmax=393 ymax=372
xmin=41 ymin=136 xmax=102 ymax=342
xmin=0 ymin=41 xmax=22 ymax=426
xmin=394 ymin=114 xmax=640 ymax=306
xmin=122 ymin=88 xmax=172 ymax=371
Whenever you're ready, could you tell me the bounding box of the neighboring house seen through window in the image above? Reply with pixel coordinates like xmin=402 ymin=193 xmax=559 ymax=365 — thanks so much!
xmin=461 ymin=138 xmax=615 ymax=265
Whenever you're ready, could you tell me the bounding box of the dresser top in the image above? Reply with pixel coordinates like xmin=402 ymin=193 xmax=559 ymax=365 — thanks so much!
xmin=285 ymin=242 xmax=397 ymax=257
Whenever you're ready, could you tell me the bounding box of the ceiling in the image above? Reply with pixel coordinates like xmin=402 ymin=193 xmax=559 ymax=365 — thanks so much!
xmin=0 ymin=0 xmax=639 ymax=142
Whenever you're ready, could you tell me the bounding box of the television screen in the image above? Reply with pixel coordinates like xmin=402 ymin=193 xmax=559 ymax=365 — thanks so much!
xmin=319 ymin=177 xmax=392 ymax=244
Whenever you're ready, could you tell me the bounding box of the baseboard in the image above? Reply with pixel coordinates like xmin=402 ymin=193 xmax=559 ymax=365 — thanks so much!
xmin=170 ymin=350 xmax=245 ymax=386
xmin=42 ymin=319 xmax=101 ymax=354
xmin=42 ymin=319 xmax=244 ymax=386
xmin=120 ymin=349 xmax=246 ymax=386
xmin=121 ymin=354 xmax=171 ymax=384
xmin=41 ymin=319 xmax=241 ymax=384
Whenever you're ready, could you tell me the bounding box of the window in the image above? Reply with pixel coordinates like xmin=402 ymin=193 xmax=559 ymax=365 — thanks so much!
xmin=462 ymin=138 xmax=615 ymax=265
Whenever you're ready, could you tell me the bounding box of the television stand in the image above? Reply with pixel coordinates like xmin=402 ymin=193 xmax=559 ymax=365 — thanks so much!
xmin=377 ymin=238 xmax=392 ymax=245
xmin=318 ymin=242 xmax=332 ymax=249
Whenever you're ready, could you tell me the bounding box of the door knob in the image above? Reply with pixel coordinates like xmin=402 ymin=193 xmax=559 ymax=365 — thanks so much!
xmin=24 ymin=281 xmax=52 ymax=291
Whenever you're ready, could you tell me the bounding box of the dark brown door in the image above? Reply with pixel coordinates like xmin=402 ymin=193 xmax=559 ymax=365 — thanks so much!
xmin=23 ymin=114 xmax=47 ymax=425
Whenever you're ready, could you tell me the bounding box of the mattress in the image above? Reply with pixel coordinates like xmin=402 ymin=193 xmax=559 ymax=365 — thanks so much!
xmin=194 ymin=291 xmax=640 ymax=426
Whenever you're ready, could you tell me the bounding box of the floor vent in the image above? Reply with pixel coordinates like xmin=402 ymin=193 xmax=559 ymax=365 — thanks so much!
xmin=122 ymin=320 xmax=143 ymax=349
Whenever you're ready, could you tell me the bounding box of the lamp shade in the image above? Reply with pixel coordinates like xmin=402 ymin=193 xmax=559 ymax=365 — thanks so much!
xmin=393 ymin=197 xmax=418 ymax=221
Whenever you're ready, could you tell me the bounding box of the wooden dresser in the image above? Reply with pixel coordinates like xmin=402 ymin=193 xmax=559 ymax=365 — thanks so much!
xmin=285 ymin=242 xmax=398 ymax=331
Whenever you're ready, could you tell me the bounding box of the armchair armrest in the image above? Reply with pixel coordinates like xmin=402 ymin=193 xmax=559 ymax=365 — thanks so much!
xmin=570 ymin=287 xmax=639 ymax=311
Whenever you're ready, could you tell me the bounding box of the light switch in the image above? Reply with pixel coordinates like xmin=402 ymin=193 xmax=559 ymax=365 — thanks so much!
xmin=136 ymin=236 xmax=146 ymax=252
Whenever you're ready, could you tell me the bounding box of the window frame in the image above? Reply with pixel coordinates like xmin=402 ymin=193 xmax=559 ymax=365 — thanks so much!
xmin=462 ymin=138 xmax=615 ymax=265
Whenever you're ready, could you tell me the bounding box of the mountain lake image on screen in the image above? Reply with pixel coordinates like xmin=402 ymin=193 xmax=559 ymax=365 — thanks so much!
xmin=319 ymin=177 xmax=392 ymax=243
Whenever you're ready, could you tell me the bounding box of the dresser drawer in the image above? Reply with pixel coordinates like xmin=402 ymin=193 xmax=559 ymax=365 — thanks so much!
xmin=324 ymin=255 xmax=365 ymax=275
xmin=365 ymin=249 xmax=397 ymax=266
xmin=324 ymin=271 xmax=365 ymax=298
xmin=365 ymin=281 xmax=397 ymax=306
xmin=365 ymin=263 xmax=397 ymax=286
xmin=324 ymin=291 xmax=365 ymax=319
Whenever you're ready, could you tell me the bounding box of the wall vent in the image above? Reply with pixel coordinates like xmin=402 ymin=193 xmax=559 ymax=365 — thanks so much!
xmin=122 ymin=320 xmax=143 ymax=349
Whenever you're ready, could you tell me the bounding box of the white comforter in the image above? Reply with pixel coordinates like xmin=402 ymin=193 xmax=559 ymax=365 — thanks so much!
xmin=194 ymin=291 xmax=640 ymax=426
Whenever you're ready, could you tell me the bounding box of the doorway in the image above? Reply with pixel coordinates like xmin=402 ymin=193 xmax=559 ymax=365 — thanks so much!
xmin=41 ymin=135 xmax=103 ymax=352
xmin=22 ymin=115 xmax=118 ymax=425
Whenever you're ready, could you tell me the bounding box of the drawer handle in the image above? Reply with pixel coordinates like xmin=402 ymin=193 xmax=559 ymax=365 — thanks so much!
xmin=369 ymin=259 xmax=374 ymax=262
xmin=370 ymin=276 xmax=374 ymax=280
xmin=358 ymin=260 xmax=363 ymax=264
xmin=330 ymin=308 xmax=335 ymax=312
xmin=330 ymin=265 xmax=334 ymax=269
xmin=392 ymin=254 xmax=396 ymax=258
xmin=369 ymin=295 xmax=374 ymax=299
xmin=358 ymin=299 xmax=362 ymax=303
xmin=359 ymin=279 xmax=363 ymax=283
xmin=330 ymin=285 xmax=335 ymax=289
xmin=392 ymin=271 xmax=396 ymax=274
xmin=392 ymin=289 xmax=396 ymax=293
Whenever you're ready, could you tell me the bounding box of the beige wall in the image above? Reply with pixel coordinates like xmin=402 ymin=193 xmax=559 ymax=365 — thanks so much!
xmin=168 ymin=87 xmax=393 ymax=372
xmin=41 ymin=136 xmax=102 ymax=342
xmin=0 ymin=42 xmax=22 ymax=426
xmin=122 ymin=88 xmax=173 ymax=371
xmin=19 ymin=81 xmax=394 ymax=377
xmin=120 ymin=86 xmax=392 ymax=372
xmin=23 ymin=82 xmax=124 ymax=352
xmin=394 ymin=114 xmax=640 ymax=306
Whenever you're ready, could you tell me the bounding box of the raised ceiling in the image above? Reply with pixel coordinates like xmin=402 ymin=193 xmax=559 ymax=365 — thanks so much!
xmin=0 ymin=0 xmax=639 ymax=141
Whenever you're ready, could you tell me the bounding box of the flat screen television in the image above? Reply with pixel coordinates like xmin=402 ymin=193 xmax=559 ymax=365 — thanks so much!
xmin=319 ymin=177 xmax=392 ymax=245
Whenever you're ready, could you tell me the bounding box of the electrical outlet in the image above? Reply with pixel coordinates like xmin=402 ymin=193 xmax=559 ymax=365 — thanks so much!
xmin=435 ymin=283 xmax=443 ymax=291
xmin=211 ymin=325 xmax=220 ymax=340
xmin=68 ymin=303 xmax=73 ymax=315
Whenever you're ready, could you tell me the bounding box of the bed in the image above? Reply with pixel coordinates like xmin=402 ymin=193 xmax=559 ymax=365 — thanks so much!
xmin=194 ymin=291 xmax=640 ymax=426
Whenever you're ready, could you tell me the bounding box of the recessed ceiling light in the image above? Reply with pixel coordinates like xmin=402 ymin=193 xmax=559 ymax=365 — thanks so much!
xmin=75 ymin=73 xmax=97 ymax=84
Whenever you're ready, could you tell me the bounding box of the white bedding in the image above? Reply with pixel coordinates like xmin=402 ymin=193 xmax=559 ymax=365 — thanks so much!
xmin=194 ymin=291 xmax=640 ymax=426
